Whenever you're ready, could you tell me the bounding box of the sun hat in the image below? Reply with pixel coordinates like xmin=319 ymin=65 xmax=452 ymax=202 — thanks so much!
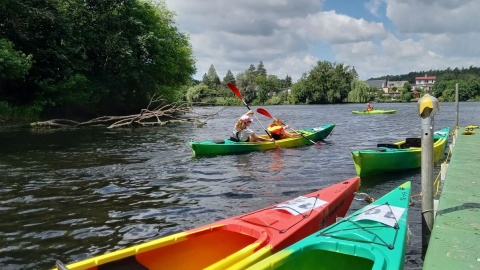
xmin=240 ymin=115 xmax=253 ymax=123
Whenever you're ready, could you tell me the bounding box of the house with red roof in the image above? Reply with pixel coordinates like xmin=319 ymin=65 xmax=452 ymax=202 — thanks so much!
xmin=415 ymin=74 xmax=436 ymax=92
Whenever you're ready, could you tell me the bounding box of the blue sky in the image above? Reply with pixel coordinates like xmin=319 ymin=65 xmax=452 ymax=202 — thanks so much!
xmin=163 ymin=0 xmax=480 ymax=82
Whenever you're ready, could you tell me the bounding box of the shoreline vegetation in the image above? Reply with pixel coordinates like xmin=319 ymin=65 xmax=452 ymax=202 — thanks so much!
xmin=2 ymin=1 xmax=480 ymax=127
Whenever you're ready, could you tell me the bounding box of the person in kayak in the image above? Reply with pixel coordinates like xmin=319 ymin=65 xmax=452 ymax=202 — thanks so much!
xmin=366 ymin=102 xmax=374 ymax=111
xmin=267 ymin=118 xmax=301 ymax=140
xmin=233 ymin=110 xmax=274 ymax=142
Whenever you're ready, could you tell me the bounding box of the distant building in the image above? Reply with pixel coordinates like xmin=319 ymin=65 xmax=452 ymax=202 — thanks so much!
xmin=384 ymin=81 xmax=409 ymax=92
xmin=415 ymin=75 xmax=436 ymax=92
xmin=365 ymin=79 xmax=408 ymax=100
xmin=365 ymin=80 xmax=385 ymax=90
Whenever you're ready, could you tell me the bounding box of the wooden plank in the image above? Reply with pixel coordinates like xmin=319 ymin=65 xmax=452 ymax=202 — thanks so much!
xmin=423 ymin=129 xmax=480 ymax=269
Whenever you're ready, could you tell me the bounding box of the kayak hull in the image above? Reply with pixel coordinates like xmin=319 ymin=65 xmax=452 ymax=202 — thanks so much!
xmin=351 ymin=127 xmax=450 ymax=177
xmin=352 ymin=110 xmax=397 ymax=114
xmin=249 ymin=181 xmax=411 ymax=270
xmin=55 ymin=177 xmax=360 ymax=270
xmin=189 ymin=124 xmax=335 ymax=156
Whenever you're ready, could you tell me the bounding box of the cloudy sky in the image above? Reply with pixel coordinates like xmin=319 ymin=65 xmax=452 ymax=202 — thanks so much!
xmin=163 ymin=0 xmax=480 ymax=82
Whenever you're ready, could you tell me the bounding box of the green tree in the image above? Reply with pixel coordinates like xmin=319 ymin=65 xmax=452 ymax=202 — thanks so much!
xmin=223 ymin=70 xmax=235 ymax=84
xmin=202 ymin=73 xmax=211 ymax=86
xmin=186 ymin=83 xmax=214 ymax=104
xmin=402 ymin=82 xmax=412 ymax=92
xmin=205 ymin=64 xmax=221 ymax=87
xmin=289 ymin=74 xmax=309 ymax=104
xmin=236 ymin=65 xmax=257 ymax=103
xmin=0 ymin=39 xmax=32 ymax=81
xmin=347 ymin=80 xmax=371 ymax=103
xmin=0 ymin=0 xmax=196 ymax=117
xmin=282 ymin=75 xmax=292 ymax=87
xmin=400 ymin=90 xmax=413 ymax=102
xmin=256 ymin=61 xmax=267 ymax=77
xmin=300 ymin=61 xmax=355 ymax=104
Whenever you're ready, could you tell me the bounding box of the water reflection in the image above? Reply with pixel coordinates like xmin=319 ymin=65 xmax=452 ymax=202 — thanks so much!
xmin=268 ymin=148 xmax=286 ymax=173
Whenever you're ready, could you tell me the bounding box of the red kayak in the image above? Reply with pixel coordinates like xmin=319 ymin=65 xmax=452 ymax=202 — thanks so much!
xmin=55 ymin=177 xmax=360 ymax=270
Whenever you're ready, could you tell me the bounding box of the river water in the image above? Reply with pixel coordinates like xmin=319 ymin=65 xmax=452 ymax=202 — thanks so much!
xmin=0 ymin=102 xmax=478 ymax=269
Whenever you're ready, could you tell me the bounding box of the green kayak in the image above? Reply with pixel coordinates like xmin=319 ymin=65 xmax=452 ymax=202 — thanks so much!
xmin=189 ymin=124 xmax=335 ymax=157
xmin=352 ymin=109 xmax=397 ymax=114
xmin=248 ymin=181 xmax=411 ymax=270
xmin=351 ymin=127 xmax=450 ymax=177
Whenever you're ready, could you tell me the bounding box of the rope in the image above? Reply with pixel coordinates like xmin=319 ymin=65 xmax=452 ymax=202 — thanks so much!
xmin=353 ymin=192 xmax=375 ymax=203
xmin=318 ymin=202 xmax=400 ymax=250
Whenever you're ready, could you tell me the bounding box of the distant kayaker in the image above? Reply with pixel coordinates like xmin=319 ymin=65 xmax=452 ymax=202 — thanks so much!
xmin=267 ymin=118 xmax=301 ymax=140
xmin=233 ymin=110 xmax=274 ymax=142
xmin=366 ymin=102 xmax=374 ymax=111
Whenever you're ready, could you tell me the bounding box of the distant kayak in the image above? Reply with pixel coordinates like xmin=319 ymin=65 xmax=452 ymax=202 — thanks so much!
xmin=352 ymin=109 xmax=397 ymax=114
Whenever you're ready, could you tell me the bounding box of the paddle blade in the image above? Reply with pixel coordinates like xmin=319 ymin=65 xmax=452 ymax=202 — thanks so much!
xmin=256 ymin=108 xmax=273 ymax=119
xmin=227 ymin=82 xmax=243 ymax=100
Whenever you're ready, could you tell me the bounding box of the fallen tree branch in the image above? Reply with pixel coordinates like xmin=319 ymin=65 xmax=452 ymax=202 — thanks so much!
xmin=28 ymin=97 xmax=225 ymax=129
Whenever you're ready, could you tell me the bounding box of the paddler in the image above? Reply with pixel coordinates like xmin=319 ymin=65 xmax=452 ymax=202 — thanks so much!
xmin=232 ymin=110 xmax=274 ymax=142
xmin=267 ymin=118 xmax=301 ymax=140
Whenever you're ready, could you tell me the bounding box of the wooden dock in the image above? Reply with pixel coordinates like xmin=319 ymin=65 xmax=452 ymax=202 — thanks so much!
xmin=423 ymin=127 xmax=480 ymax=269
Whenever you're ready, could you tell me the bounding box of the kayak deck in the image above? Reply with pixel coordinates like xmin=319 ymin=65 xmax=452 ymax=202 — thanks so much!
xmin=190 ymin=124 xmax=335 ymax=156
xmin=351 ymin=127 xmax=450 ymax=177
xmin=248 ymin=181 xmax=411 ymax=270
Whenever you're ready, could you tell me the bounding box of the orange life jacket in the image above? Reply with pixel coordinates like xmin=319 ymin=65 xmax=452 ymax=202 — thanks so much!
xmin=267 ymin=125 xmax=285 ymax=139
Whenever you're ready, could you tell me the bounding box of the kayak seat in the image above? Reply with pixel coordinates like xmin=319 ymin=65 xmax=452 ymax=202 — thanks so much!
xmin=364 ymin=148 xmax=387 ymax=152
xmin=229 ymin=137 xmax=240 ymax=142
xmin=99 ymin=256 xmax=148 ymax=270
xmin=377 ymin=143 xmax=399 ymax=149
xmin=403 ymin=137 xmax=421 ymax=148
xmin=212 ymin=139 xmax=225 ymax=144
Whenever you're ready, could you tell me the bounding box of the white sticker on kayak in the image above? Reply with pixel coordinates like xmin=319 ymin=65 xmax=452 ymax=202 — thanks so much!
xmin=354 ymin=205 xmax=405 ymax=227
xmin=274 ymin=196 xmax=327 ymax=215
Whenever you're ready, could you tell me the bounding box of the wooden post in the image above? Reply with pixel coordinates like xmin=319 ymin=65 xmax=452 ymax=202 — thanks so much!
xmin=418 ymin=94 xmax=439 ymax=259
xmin=421 ymin=116 xmax=434 ymax=259
xmin=455 ymin=83 xmax=459 ymax=129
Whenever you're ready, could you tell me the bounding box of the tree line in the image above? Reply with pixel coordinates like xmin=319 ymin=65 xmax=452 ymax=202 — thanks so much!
xmin=186 ymin=61 xmax=360 ymax=106
xmin=370 ymin=66 xmax=480 ymax=102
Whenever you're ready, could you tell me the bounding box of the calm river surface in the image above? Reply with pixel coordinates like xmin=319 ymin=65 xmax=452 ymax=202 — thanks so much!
xmin=1 ymin=102 xmax=478 ymax=269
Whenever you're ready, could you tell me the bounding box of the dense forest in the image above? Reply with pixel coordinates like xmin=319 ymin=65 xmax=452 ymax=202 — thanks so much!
xmin=0 ymin=0 xmax=195 ymax=122
xmin=1 ymin=0 xmax=480 ymax=123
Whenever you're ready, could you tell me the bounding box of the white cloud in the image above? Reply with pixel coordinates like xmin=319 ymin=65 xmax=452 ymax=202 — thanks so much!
xmin=163 ymin=0 xmax=480 ymax=82
xmin=365 ymin=0 xmax=384 ymax=17
xmin=290 ymin=11 xmax=388 ymax=44
xmin=386 ymin=0 xmax=480 ymax=34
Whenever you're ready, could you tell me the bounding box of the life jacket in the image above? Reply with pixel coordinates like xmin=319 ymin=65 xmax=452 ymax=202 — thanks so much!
xmin=267 ymin=126 xmax=285 ymax=140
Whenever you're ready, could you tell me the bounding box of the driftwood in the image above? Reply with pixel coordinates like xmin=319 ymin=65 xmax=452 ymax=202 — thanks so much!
xmin=29 ymin=97 xmax=225 ymax=129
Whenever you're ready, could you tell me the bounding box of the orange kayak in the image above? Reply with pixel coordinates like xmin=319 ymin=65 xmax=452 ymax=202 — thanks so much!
xmin=54 ymin=177 xmax=360 ymax=270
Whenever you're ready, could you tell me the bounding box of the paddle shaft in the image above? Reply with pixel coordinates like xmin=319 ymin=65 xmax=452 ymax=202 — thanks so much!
xmin=285 ymin=125 xmax=322 ymax=146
